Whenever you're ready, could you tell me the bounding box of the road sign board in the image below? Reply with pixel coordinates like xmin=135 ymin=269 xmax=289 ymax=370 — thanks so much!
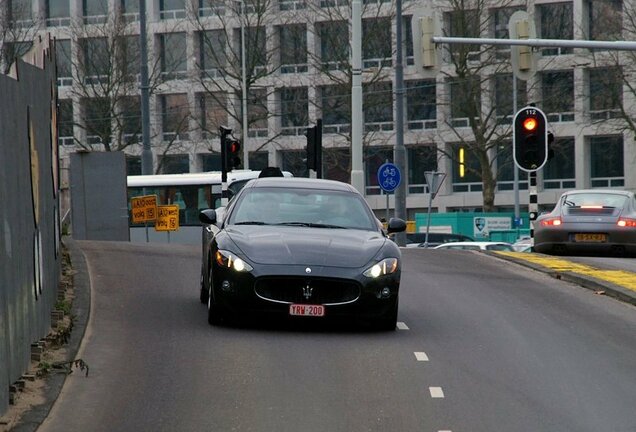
xmin=424 ymin=171 xmax=446 ymax=199
xmin=131 ymin=195 xmax=157 ymax=223
xmin=155 ymin=205 xmax=180 ymax=232
xmin=377 ymin=162 xmax=401 ymax=193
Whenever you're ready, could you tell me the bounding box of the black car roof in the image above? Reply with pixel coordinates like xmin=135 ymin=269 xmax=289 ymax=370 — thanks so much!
xmin=243 ymin=177 xmax=359 ymax=193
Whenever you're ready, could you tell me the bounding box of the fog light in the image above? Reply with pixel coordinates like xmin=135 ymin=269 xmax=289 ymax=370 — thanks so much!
xmin=380 ymin=287 xmax=391 ymax=298
xmin=221 ymin=280 xmax=231 ymax=292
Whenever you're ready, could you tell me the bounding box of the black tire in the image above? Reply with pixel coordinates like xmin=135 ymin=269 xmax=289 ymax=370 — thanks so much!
xmin=199 ymin=272 xmax=208 ymax=304
xmin=207 ymin=286 xmax=227 ymax=326
xmin=376 ymin=298 xmax=398 ymax=331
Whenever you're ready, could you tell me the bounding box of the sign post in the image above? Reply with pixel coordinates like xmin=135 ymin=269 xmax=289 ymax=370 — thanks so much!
xmin=131 ymin=195 xmax=157 ymax=242
xmin=377 ymin=162 xmax=401 ymax=222
xmin=423 ymin=171 xmax=446 ymax=248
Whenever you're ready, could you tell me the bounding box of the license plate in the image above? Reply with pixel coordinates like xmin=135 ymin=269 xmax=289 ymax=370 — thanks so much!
xmin=574 ymin=233 xmax=607 ymax=242
xmin=289 ymin=304 xmax=325 ymax=317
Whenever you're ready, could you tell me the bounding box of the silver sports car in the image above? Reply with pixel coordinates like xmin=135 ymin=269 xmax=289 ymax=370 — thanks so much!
xmin=534 ymin=189 xmax=636 ymax=256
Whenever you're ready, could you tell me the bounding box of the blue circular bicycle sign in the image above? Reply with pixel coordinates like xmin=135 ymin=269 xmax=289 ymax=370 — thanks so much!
xmin=377 ymin=162 xmax=401 ymax=193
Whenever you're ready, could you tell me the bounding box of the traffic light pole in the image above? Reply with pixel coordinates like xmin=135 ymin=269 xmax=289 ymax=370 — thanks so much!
xmin=529 ymin=171 xmax=538 ymax=243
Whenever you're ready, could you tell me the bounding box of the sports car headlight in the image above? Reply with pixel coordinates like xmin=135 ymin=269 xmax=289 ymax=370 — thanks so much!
xmin=215 ymin=250 xmax=253 ymax=272
xmin=363 ymin=258 xmax=399 ymax=278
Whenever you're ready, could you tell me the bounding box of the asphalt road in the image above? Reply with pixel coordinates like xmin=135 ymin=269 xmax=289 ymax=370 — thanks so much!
xmin=37 ymin=241 xmax=636 ymax=432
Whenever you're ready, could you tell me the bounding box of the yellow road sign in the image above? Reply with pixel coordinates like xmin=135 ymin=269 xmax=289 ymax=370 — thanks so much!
xmin=155 ymin=205 xmax=180 ymax=232
xmin=131 ymin=195 xmax=157 ymax=223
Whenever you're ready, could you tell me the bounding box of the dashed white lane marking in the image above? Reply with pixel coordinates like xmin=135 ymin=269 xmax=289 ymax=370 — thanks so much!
xmin=397 ymin=322 xmax=409 ymax=330
xmin=414 ymin=352 xmax=429 ymax=361
xmin=429 ymin=387 xmax=445 ymax=398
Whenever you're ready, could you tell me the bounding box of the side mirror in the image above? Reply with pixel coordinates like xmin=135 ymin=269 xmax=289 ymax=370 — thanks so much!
xmin=386 ymin=218 xmax=407 ymax=234
xmin=199 ymin=209 xmax=217 ymax=225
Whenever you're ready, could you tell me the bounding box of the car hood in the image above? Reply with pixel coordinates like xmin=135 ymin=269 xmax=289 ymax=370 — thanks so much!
xmin=224 ymin=225 xmax=387 ymax=267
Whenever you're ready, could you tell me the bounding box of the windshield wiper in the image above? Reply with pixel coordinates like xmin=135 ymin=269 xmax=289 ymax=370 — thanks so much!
xmin=275 ymin=222 xmax=347 ymax=229
xmin=234 ymin=221 xmax=269 ymax=225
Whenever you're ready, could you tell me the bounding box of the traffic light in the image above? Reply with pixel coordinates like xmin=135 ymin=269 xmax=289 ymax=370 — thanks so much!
xmin=306 ymin=119 xmax=322 ymax=178
xmin=513 ymin=106 xmax=548 ymax=172
xmin=220 ymin=126 xmax=241 ymax=172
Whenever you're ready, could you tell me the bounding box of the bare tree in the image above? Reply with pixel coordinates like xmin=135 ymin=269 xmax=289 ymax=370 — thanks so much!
xmin=432 ymin=0 xmax=523 ymax=211
xmin=62 ymin=7 xmax=191 ymax=173
xmin=0 ymin=0 xmax=40 ymax=73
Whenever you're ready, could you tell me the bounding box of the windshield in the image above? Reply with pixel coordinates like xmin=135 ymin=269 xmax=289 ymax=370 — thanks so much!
xmin=228 ymin=187 xmax=378 ymax=230
xmin=562 ymin=193 xmax=627 ymax=208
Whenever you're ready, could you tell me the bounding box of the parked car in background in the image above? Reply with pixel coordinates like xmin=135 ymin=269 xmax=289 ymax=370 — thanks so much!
xmin=405 ymin=232 xmax=474 ymax=248
xmin=199 ymin=177 xmax=407 ymax=330
xmin=534 ymin=189 xmax=636 ymax=256
xmin=512 ymin=237 xmax=533 ymax=252
xmin=433 ymin=241 xmax=515 ymax=251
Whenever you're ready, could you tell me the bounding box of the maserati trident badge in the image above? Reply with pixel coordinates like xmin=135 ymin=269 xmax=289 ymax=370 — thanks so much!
xmin=303 ymin=283 xmax=313 ymax=300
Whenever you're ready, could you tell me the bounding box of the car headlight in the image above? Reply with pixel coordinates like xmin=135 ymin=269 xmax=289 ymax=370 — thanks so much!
xmin=215 ymin=250 xmax=253 ymax=272
xmin=363 ymin=258 xmax=399 ymax=278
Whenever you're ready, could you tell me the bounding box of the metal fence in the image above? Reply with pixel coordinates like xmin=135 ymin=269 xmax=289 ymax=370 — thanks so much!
xmin=0 ymin=37 xmax=60 ymax=416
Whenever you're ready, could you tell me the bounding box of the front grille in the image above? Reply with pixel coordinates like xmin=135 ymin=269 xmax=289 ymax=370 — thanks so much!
xmin=255 ymin=277 xmax=360 ymax=305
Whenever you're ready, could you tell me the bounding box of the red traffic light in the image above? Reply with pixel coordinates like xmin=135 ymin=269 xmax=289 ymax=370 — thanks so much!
xmin=228 ymin=140 xmax=241 ymax=154
xmin=522 ymin=117 xmax=537 ymax=131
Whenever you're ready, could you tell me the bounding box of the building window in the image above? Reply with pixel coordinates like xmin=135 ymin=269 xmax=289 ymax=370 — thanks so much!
xmin=452 ymin=145 xmax=482 ymax=192
xmin=589 ymin=67 xmax=622 ymax=120
xmin=58 ymin=99 xmax=74 ymax=146
xmin=117 ymin=36 xmax=141 ymax=82
xmin=55 ymin=39 xmax=72 ymax=86
xmin=323 ymin=148 xmax=350 ymax=183
xmin=449 ymin=76 xmax=480 ymax=128
xmin=161 ymin=94 xmax=190 ymax=141
xmin=590 ymin=136 xmax=624 ymax=187
xmin=121 ymin=96 xmax=141 ymax=144
xmin=280 ymin=87 xmax=308 ymax=135
xmin=199 ymin=30 xmax=226 ymax=79
xmin=406 ymin=79 xmax=436 ymax=130
xmin=198 ymin=93 xmax=227 ymax=138
xmin=445 ymin=9 xmax=481 ymax=64
xmin=120 ymin=0 xmax=139 ymax=20
xmin=83 ymin=0 xmax=108 ymax=24
xmin=589 ymin=0 xmax=622 ymax=41
xmin=201 ymin=153 xmax=221 ymax=171
xmin=541 ymin=70 xmax=574 ymax=122
xmin=246 ymin=88 xmax=268 ymax=137
xmin=408 ymin=146 xmax=437 ymax=194
xmin=82 ymin=38 xmax=110 ymax=83
xmin=538 ymin=2 xmax=573 ymax=56
xmin=9 ymin=0 xmax=32 ymax=25
xmin=82 ymin=97 xmax=111 ymax=147
xmin=491 ymin=6 xmax=523 ymax=59
xmin=199 ymin=0 xmax=225 ymax=17
xmin=279 ymin=24 xmax=307 ymax=74
xmin=364 ymin=147 xmax=393 ymax=195
xmin=543 ymin=137 xmax=575 ymax=189
xmin=160 ymin=0 xmax=186 ymax=19
xmin=363 ymin=82 xmax=393 ymax=131
xmin=493 ymin=74 xmax=526 ymax=124
xmin=159 ymin=154 xmax=190 ymax=174
xmin=126 ymin=156 xmax=142 ymax=175
xmin=46 ymin=0 xmax=70 ymax=26
xmin=318 ymin=21 xmax=348 ymax=71
xmin=280 ymin=150 xmax=308 ymax=178
xmin=363 ymin=17 xmax=392 ymax=69
xmin=249 ymin=152 xmax=269 ymax=170
xmin=496 ymin=142 xmax=528 ymax=191
xmin=320 ymin=85 xmax=350 ymax=133
xmin=160 ymin=33 xmax=187 ymax=81
xmin=240 ymin=26 xmax=267 ymax=75
xmin=403 ymin=16 xmax=414 ymax=66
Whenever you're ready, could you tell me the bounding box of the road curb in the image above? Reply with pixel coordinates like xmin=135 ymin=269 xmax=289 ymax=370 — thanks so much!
xmin=488 ymin=252 xmax=636 ymax=307
xmin=11 ymin=238 xmax=91 ymax=432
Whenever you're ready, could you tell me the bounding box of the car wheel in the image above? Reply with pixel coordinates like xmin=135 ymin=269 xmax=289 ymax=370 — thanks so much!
xmin=199 ymin=272 xmax=208 ymax=304
xmin=207 ymin=285 xmax=227 ymax=326
xmin=376 ymin=298 xmax=398 ymax=331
